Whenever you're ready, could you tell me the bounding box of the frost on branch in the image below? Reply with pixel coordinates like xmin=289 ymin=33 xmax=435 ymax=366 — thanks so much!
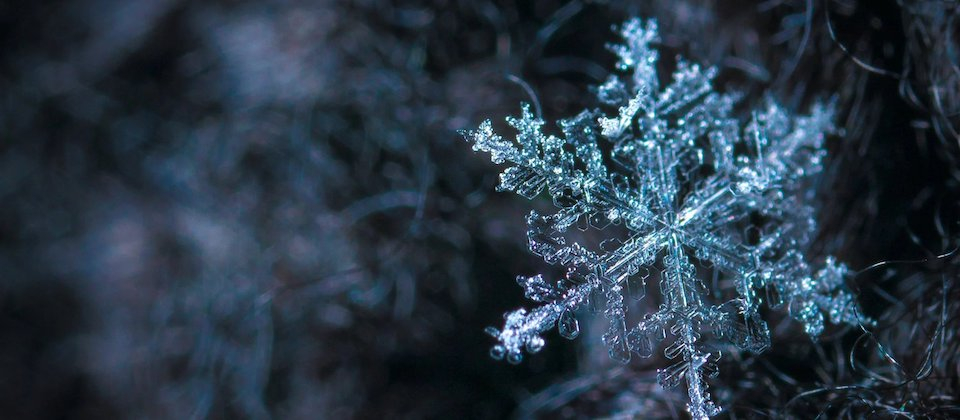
xmin=461 ymin=18 xmax=871 ymax=419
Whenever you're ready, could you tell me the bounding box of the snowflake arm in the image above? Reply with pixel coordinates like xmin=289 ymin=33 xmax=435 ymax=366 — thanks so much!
xmin=485 ymin=277 xmax=595 ymax=364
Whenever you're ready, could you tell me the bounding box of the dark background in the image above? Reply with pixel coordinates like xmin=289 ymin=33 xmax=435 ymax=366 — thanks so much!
xmin=1 ymin=0 xmax=958 ymax=418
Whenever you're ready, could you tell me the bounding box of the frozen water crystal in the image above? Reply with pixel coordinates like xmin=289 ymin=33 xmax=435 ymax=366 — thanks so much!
xmin=462 ymin=18 xmax=869 ymax=419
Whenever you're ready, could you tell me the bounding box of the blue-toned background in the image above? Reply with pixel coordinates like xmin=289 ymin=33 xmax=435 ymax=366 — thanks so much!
xmin=1 ymin=1 xmax=957 ymax=418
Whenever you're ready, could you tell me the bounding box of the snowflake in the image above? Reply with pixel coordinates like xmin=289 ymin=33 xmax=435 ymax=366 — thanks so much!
xmin=461 ymin=18 xmax=869 ymax=419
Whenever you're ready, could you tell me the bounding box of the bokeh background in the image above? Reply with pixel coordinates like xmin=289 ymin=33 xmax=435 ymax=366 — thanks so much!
xmin=1 ymin=0 xmax=958 ymax=418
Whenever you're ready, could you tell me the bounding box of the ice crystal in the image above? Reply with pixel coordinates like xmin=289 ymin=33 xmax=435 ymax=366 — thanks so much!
xmin=462 ymin=18 xmax=868 ymax=419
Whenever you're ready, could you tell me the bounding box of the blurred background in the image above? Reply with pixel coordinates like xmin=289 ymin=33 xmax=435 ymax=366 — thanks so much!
xmin=1 ymin=0 xmax=958 ymax=418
